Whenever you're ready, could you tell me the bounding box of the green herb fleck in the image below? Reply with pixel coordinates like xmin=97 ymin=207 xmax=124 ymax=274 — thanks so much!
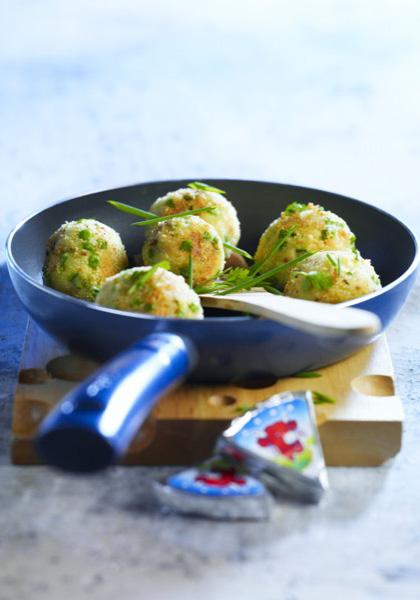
xmin=312 ymin=391 xmax=336 ymax=405
xmin=326 ymin=253 xmax=337 ymax=268
xmin=78 ymin=229 xmax=91 ymax=241
xmin=326 ymin=253 xmax=341 ymax=276
xmin=174 ymin=299 xmax=186 ymax=317
xmin=300 ymin=271 xmax=334 ymax=292
xmin=88 ymin=254 xmax=100 ymax=269
xmin=284 ymin=202 xmax=309 ymax=215
xmin=98 ymin=239 xmax=108 ymax=250
xmin=82 ymin=241 xmax=94 ymax=251
xmin=143 ymin=303 xmax=153 ymax=312
xmin=188 ymin=252 xmax=193 ymax=288
xmin=180 ymin=239 xmax=193 ymax=252
xmin=127 ymin=262 xmax=169 ymax=294
xmin=235 ymin=404 xmax=254 ymax=415
xmin=69 ymin=272 xmax=84 ymax=289
xmin=188 ymin=302 xmax=200 ymax=313
xmin=203 ymin=231 xmax=212 ymax=241
xmin=165 ymin=197 xmax=175 ymax=208
xmin=59 ymin=252 xmax=69 ymax=269
xmin=291 ymin=370 xmax=322 ymax=379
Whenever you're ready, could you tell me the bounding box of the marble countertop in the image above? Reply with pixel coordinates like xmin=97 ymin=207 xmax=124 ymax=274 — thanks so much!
xmin=1 ymin=2 xmax=419 ymax=598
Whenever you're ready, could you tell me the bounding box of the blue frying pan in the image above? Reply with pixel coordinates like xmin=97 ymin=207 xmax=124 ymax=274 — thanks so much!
xmin=6 ymin=179 xmax=418 ymax=472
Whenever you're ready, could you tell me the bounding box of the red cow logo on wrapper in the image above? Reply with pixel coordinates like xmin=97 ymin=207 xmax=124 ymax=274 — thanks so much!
xmin=257 ymin=419 xmax=303 ymax=459
xmin=195 ymin=469 xmax=246 ymax=487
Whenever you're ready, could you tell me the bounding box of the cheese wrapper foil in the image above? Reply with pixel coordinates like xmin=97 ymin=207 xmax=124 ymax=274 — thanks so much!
xmin=217 ymin=390 xmax=328 ymax=503
xmin=153 ymin=456 xmax=272 ymax=520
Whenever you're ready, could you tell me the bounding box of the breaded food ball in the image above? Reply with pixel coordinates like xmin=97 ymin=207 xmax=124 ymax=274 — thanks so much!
xmin=142 ymin=216 xmax=225 ymax=286
xmin=96 ymin=266 xmax=203 ymax=318
xmin=43 ymin=219 xmax=128 ymax=301
xmin=254 ymin=202 xmax=356 ymax=287
xmin=150 ymin=186 xmax=240 ymax=247
xmin=284 ymin=250 xmax=381 ymax=303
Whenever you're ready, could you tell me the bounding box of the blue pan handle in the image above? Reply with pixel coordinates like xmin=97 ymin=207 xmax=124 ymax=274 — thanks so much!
xmin=36 ymin=333 xmax=196 ymax=473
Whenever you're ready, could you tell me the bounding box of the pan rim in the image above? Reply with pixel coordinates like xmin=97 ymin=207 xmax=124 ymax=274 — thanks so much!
xmin=5 ymin=178 xmax=419 ymax=321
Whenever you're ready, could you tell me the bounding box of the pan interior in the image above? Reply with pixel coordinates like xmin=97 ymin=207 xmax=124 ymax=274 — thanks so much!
xmin=9 ymin=179 xmax=418 ymax=317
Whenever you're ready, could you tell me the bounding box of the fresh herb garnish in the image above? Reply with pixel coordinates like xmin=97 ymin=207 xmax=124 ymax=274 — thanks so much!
xmin=223 ymin=242 xmax=253 ymax=260
xmin=336 ymin=257 xmax=341 ymax=276
xmin=291 ymin=370 xmax=322 ymax=379
xmin=132 ymin=206 xmax=216 ymax=227
xmin=127 ymin=262 xmax=169 ymax=294
xmin=196 ymin=251 xmax=312 ymax=295
xmin=300 ymin=270 xmax=334 ymax=292
xmin=234 ymin=404 xmax=254 ymax=415
xmin=326 ymin=253 xmax=336 ymax=268
xmin=188 ymin=302 xmax=200 ymax=313
xmin=312 ymin=391 xmax=336 ymax=405
xmin=187 ymin=181 xmax=226 ymax=194
xmin=326 ymin=253 xmax=342 ymax=277
xmin=283 ymin=202 xmax=309 ymax=215
xmin=187 ymin=251 xmax=193 ymax=288
xmin=109 ymin=197 xmax=218 ymax=232
xmin=251 ymin=226 xmax=296 ymax=275
xmin=108 ymin=200 xmax=156 ymax=219
xmin=263 ymin=284 xmax=283 ymax=295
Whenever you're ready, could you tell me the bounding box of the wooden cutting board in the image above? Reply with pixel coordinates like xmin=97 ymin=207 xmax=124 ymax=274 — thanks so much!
xmin=12 ymin=319 xmax=403 ymax=467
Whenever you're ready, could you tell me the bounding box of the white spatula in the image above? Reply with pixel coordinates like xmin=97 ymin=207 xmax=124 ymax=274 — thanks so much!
xmin=200 ymin=290 xmax=380 ymax=339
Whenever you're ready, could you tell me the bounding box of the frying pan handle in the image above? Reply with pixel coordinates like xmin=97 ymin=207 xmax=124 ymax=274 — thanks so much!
xmin=36 ymin=333 xmax=196 ymax=473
